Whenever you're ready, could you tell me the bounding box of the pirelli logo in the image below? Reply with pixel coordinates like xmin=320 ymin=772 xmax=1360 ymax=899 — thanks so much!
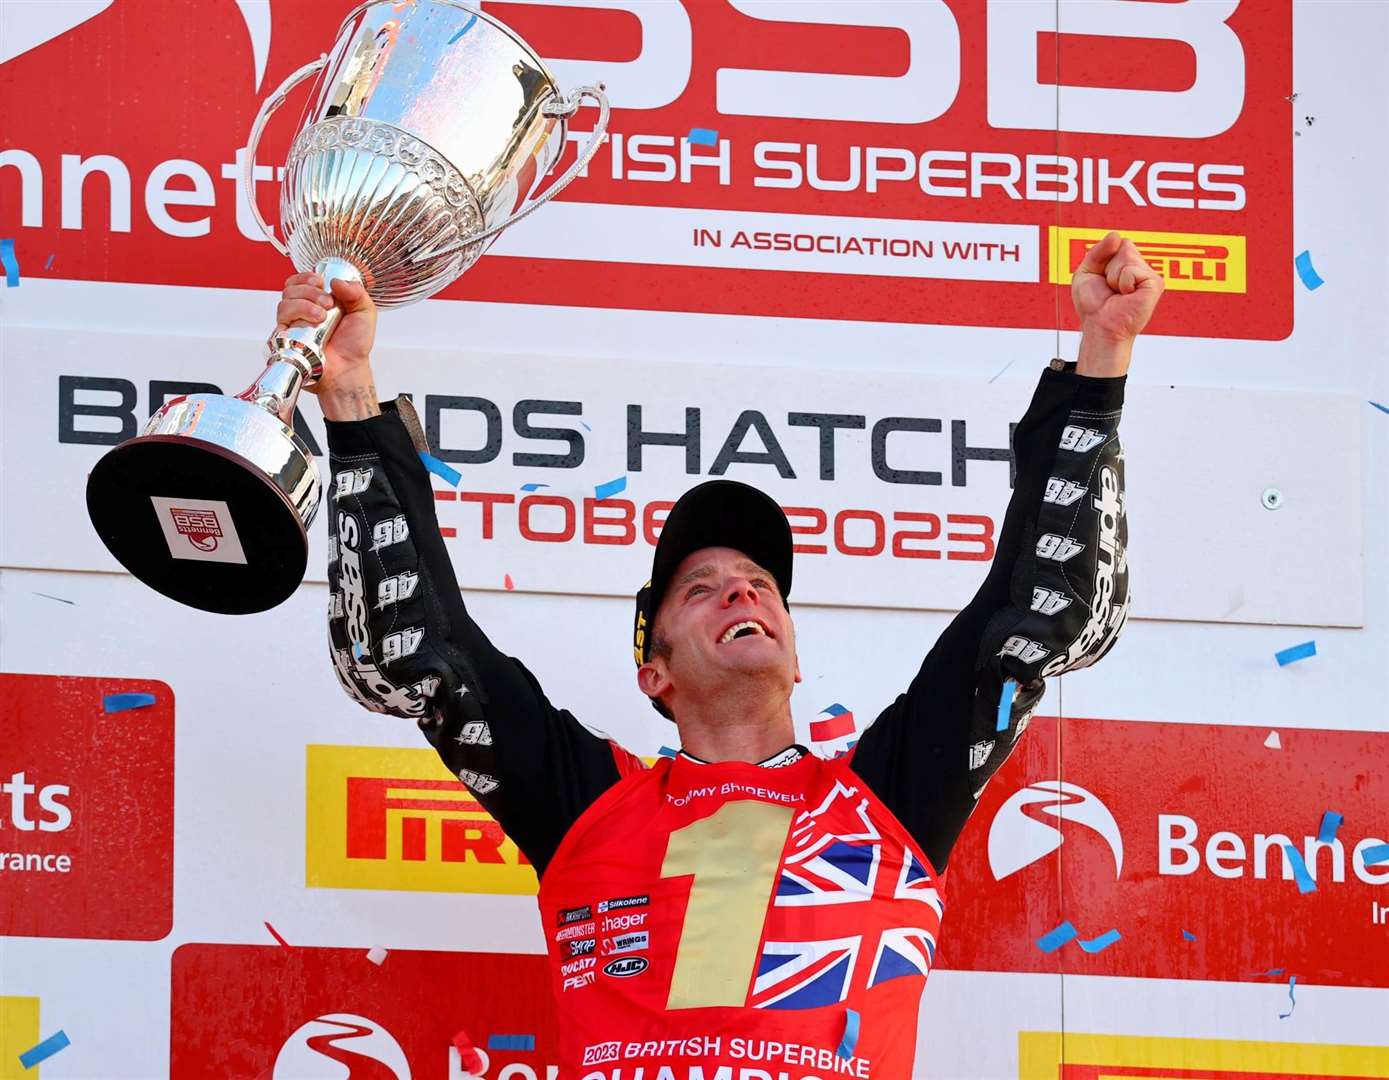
xmin=1018 ymin=1031 xmax=1389 ymax=1079
xmin=305 ymin=745 xmax=536 ymax=896
xmin=1048 ymin=226 xmax=1247 ymax=294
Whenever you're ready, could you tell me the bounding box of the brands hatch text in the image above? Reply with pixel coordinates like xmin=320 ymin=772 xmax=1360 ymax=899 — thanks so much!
xmin=60 ymin=375 xmax=1021 ymax=563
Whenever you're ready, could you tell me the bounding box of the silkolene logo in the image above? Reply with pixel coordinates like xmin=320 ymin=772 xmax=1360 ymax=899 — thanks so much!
xmin=0 ymin=673 xmax=173 ymax=940
xmin=939 ymin=716 xmax=1389 ymax=987
xmin=597 ymin=894 xmax=648 ymax=913
xmin=0 ymin=1 xmax=1290 ymax=339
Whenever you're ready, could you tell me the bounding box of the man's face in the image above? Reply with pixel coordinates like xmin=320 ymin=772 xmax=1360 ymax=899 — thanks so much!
xmin=639 ymin=546 xmax=800 ymax=713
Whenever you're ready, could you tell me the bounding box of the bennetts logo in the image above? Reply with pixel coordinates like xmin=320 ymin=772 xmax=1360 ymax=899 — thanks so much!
xmin=272 ymin=1014 xmax=410 ymax=1079
xmin=987 ymin=779 xmax=1124 ymax=881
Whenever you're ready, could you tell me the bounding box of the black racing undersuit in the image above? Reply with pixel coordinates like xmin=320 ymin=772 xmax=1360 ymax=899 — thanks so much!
xmin=324 ymin=363 xmax=1129 ymax=876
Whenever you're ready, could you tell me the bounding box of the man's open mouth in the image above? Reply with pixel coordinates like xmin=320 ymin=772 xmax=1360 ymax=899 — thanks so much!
xmin=717 ymin=619 xmax=773 ymax=645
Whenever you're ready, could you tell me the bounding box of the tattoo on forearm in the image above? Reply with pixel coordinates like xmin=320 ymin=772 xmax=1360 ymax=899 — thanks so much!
xmin=324 ymin=384 xmax=382 ymax=420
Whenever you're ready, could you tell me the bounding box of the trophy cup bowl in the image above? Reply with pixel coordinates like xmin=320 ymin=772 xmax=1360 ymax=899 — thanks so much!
xmin=85 ymin=0 xmax=608 ymax=613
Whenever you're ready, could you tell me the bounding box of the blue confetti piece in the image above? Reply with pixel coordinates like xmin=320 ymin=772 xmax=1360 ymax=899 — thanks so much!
xmin=1370 ymin=401 xmax=1389 ymax=415
xmin=487 ymin=1033 xmax=535 ymax=1052
xmin=419 ymin=451 xmax=461 ymax=486
xmin=1249 ymin=967 xmax=1285 ymax=977
xmin=1182 ymin=929 xmax=1197 ymax=941
xmin=519 ymin=482 xmax=549 ymax=492
xmin=836 ymin=1008 xmax=860 ymax=1060
xmin=1279 ymin=974 xmax=1298 ymax=1019
xmin=1361 ymin=843 xmax=1389 ymax=866
xmin=103 ymin=692 xmax=156 ymax=713
xmin=1283 ymin=844 xmax=1317 ymax=893
xmin=1317 ymin=810 xmax=1343 ymax=844
xmin=1274 ymin=640 xmax=1316 ymax=666
xmin=1036 ymin=921 xmax=1078 ymax=953
xmin=658 ymin=745 xmax=678 ymax=758
xmin=44 ymin=253 xmax=55 ymax=270
xmin=995 ymin=679 xmax=1018 ymax=732
xmin=688 ymin=127 xmax=719 ymax=146
xmin=1078 ymin=928 xmax=1122 ymax=954
xmin=19 ymin=1030 xmax=71 ymax=1069
xmin=352 ymin=642 xmax=365 ymax=660
xmin=448 ymin=13 xmax=478 ymax=43
xmin=0 ymin=238 xmax=19 ymax=287
xmin=594 ymin=476 xmax=628 ymax=500
xmin=580 ymin=421 xmax=592 ymax=432
xmin=1294 ymin=250 xmax=1324 ymax=291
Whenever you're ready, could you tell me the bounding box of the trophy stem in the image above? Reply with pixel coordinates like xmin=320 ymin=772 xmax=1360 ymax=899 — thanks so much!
xmin=248 ymin=256 xmax=365 ymax=425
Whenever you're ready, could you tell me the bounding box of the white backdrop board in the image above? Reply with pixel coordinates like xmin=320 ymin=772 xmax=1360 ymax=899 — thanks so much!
xmin=0 ymin=326 xmax=1365 ymax=626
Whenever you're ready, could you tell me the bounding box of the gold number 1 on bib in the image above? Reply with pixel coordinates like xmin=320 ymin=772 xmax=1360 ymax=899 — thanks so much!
xmin=660 ymin=800 xmax=795 ymax=1010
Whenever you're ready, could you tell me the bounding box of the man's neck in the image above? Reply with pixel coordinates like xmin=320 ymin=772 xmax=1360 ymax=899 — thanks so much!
xmin=671 ymin=691 xmax=796 ymax=763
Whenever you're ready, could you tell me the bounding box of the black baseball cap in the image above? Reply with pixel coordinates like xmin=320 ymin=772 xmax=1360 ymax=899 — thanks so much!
xmin=633 ymin=480 xmax=793 ymax=669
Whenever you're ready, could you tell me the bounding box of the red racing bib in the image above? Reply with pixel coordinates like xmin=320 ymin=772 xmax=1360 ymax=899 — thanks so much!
xmin=538 ymin=752 xmax=944 ymax=1079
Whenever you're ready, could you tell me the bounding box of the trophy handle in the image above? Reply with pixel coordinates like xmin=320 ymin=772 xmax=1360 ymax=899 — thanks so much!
xmin=243 ymin=54 xmax=329 ymax=258
xmin=413 ymin=83 xmax=611 ymax=262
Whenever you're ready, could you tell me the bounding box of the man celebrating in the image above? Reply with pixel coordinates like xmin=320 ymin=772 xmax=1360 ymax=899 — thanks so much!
xmin=284 ymin=231 xmax=1162 ymax=1077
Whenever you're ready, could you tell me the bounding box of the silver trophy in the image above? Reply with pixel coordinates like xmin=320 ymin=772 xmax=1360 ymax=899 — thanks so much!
xmin=86 ymin=0 xmax=608 ymax=613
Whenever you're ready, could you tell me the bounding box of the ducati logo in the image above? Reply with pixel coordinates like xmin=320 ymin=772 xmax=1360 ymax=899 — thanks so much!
xmin=987 ymin=780 xmax=1124 ymax=881
xmin=273 ymin=1013 xmax=410 ymax=1078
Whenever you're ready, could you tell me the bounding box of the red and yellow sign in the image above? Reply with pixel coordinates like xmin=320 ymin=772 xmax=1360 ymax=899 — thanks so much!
xmin=0 ymin=0 xmax=1291 ymax=339
xmin=305 ymin=744 xmax=536 ymax=895
xmin=0 ymin=673 xmax=174 ymax=941
xmin=1020 ymin=1031 xmax=1389 ymax=1079
xmin=1049 ymin=227 xmax=1247 ymax=294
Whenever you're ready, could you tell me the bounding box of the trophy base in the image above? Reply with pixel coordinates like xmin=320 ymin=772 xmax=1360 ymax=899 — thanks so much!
xmin=86 ymin=394 xmax=320 ymax=614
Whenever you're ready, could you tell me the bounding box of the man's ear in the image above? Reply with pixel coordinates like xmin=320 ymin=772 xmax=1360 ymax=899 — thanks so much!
xmin=637 ymin=660 xmax=671 ymax=703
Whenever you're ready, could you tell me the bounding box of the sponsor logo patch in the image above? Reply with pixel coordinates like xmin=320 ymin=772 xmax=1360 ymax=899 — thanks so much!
xmin=151 ymin=496 xmax=247 ymax=564
xmin=602 ymin=955 xmax=649 ymax=978
xmin=596 ymin=894 xmax=648 ymax=913
xmin=602 ymin=931 xmax=649 ymax=955
xmin=601 ymin=911 xmax=647 ymax=933
xmin=558 ymin=905 xmax=593 ymax=926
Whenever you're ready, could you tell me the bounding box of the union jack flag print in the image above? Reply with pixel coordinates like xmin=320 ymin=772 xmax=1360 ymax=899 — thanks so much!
xmin=749 ymin=780 xmax=944 ymax=1009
